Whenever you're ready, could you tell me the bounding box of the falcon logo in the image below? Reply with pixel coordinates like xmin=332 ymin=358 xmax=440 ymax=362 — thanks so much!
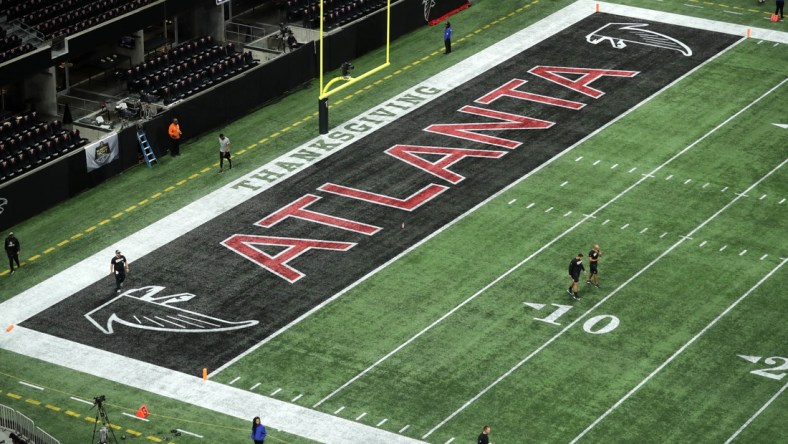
xmin=423 ymin=0 xmax=435 ymax=22
xmin=84 ymin=286 xmax=259 ymax=334
xmin=586 ymin=23 xmax=693 ymax=57
xmin=94 ymin=141 xmax=111 ymax=165
xmin=0 ymin=198 xmax=7 ymax=215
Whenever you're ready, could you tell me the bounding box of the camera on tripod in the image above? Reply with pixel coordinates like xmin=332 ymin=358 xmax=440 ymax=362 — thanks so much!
xmin=93 ymin=395 xmax=106 ymax=405
xmin=341 ymin=61 xmax=354 ymax=79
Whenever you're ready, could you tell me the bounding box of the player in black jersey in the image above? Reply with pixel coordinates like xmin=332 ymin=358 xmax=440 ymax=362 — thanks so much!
xmin=567 ymin=253 xmax=584 ymax=300
xmin=586 ymin=244 xmax=602 ymax=288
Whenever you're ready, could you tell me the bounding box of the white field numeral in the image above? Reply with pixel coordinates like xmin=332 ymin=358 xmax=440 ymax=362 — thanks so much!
xmin=751 ymin=357 xmax=788 ymax=381
xmin=525 ymin=302 xmax=620 ymax=334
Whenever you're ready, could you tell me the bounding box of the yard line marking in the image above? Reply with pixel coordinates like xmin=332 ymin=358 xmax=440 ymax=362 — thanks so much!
xmin=545 ymin=207 xmax=553 ymax=213
xmin=564 ymin=211 xmax=573 ymax=217
xmin=725 ymin=381 xmax=788 ymax=444
xmin=660 ymin=232 xmax=668 ymax=238
xmin=573 ymin=258 xmax=787 ymax=443
xmin=665 ymin=174 xmax=673 ymax=180
xmin=628 ymin=167 xmax=637 ymax=173
xmin=684 ymin=179 xmax=692 ymax=185
xmin=122 ymin=412 xmax=149 ymax=421
xmin=526 ymin=202 xmax=535 ymax=209
xmin=176 ymin=429 xmax=204 ymax=438
xmin=684 ymin=3 xmax=704 ymax=7
xmin=759 ymin=194 xmax=767 ymax=200
xmin=641 ymin=173 xmax=655 ymax=178
xmin=735 ymin=192 xmax=749 ymax=198
xmin=19 ymin=381 xmax=44 ymax=390
xmin=723 ymin=10 xmax=743 ymax=14
xmin=621 ymin=223 xmax=629 ymax=229
xmin=228 ymin=377 xmax=240 ymax=385
xmin=739 ymin=249 xmax=747 ymax=256
xmin=334 ymin=406 xmax=345 ymax=414
xmin=291 ymin=394 xmax=303 ymax=402
xmin=720 ymin=245 xmax=728 ymax=252
xmin=356 ymin=412 xmax=367 ymax=421
xmin=560 ymin=181 xmax=568 ymax=187
xmin=593 ymin=160 xmax=601 ymax=165
xmin=679 ymin=235 xmax=693 ymax=240
xmin=760 ymin=254 xmax=768 ymax=260
xmin=270 ymin=388 xmax=281 ymax=396
xmin=508 ymin=199 xmax=517 ymax=205
xmin=445 ymin=438 xmax=455 ymax=444
xmin=611 ymin=163 xmax=618 ymax=169
xmin=399 ymin=425 xmax=411 ymax=433
xmin=425 ymin=157 xmax=788 ymax=439
xmin=639 ymin=228 xmax=648 ymax=234
xmin=699 ymin=240 xmax=707 ymax=247
xmin=249 ymin=383 xmax=260 ymax=390
xmin=71 ymin=396 xmax=93 ymax=405
xmin=575 ymin=156 xmax=583 ymax=161
xmin=602 ymin=219 xmax=610 ymax=225
xmin=377 ymin=418 xmax=388 ymax=427
xmin=310 ymin=46 xmax=766 ymax=410
xmin=583 ymin=214 xmax=597 ymax=219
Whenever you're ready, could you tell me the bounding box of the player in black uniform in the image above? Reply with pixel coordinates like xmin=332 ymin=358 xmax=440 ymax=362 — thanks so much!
xmin=477 ymin=425 xmax=491 ymax=444
xmin=586 ymin=244 xmax=602 ymax=288
xmin=567 ymin=253 xmax=584 ymax=300
xmin=110 ymin=250 xmax=129 ymax=293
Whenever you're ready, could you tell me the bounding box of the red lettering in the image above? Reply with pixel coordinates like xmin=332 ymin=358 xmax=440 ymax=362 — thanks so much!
xmin=385 ymin=144 xmax=506 ymax=184
xmin=257 ymin=194 xmax=381 ymax=235
xmin=318 ymin=183 xmax=449 ymax=211
xmin=221 ymin=235 xmax=355 ymax=283
xmin=528 ymin=66 xmax=639 ymax=98
xmin=426 ymin=106 xmax=553 ymax=149
xmin=476 ymin=79 xmax=585 ymax=110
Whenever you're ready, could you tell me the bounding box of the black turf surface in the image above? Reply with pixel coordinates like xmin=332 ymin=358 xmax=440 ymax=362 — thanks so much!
xmin=24 ymin=14 xmax=739 ymax=374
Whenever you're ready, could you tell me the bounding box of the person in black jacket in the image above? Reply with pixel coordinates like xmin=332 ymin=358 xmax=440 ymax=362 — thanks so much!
xmin=5 ymin=231 xmax=20 ymax=275
xmin=567 ymin=253 xmax=585 ymax=300
xmin=477 ymin=425 xmax=491 ymax=444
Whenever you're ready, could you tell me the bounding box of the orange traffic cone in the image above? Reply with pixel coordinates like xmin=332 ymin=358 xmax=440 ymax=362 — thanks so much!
xmin=135 ymin=404 xmax=150 ymax=419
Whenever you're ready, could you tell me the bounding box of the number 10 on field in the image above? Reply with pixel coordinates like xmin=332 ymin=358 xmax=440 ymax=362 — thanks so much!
xmin=523 ymin=302 xmax=620 ymax=334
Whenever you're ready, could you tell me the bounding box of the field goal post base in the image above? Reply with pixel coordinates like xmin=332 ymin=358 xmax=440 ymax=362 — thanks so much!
xmin=319 ymin=98 xmax=329 ymax=134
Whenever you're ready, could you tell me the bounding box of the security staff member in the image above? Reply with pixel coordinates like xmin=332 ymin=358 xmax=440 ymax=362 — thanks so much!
xmin=586 ymin=244 xmax=602 ymax=288
xmin=4 ymin=232 xmax=20 ymax=274
xmin=110 ymin=250 xmax=130 ymax=292
xmin=567 ymin=253 xmax=585 ymax=300
xmin=444 ymin=22 xmax=452 ymax=54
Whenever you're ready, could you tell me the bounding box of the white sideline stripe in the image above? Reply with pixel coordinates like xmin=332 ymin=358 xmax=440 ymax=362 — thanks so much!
xmin=573 ymin=258 xmax=788 ymax=443
xmin=122 ymin=412 xmax=149 ymax=422
xmin=724 ymin=382 xmax=788 ymax=444
xmin=176 ymin=429 xmax=204 ymax=438
xmin=19 ymin=381 xmax=44 ymax=390
xmin=426 ymin=157 xmax=788 ymax=440
xmin=270 ymin=388 xmax=282 ymax=396
xmin=70 ymin=396 xmax=93 ymax=405
xmin=228 ymin=377 xmax=240 ymax=385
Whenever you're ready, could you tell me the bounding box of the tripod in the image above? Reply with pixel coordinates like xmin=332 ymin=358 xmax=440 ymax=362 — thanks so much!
xmin=91 ymin=396 xmax=119 ymax=444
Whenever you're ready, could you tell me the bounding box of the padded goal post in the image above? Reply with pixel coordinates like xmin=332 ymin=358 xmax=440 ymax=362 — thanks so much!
xmin=318 ymin=0 xmax=391 ymax=134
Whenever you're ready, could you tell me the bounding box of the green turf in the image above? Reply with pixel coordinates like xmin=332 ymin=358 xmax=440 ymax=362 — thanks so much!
xmin=2 ymin=0 xmax=787 ymax=442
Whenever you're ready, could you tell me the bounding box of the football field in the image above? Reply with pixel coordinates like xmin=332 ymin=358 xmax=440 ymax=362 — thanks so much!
xmin=0 ymin=0 xmax=786 ymax=443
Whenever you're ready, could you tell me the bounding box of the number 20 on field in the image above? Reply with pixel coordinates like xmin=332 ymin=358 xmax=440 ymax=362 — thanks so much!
xmin=523 ymin=302 xmax=619 ymax=334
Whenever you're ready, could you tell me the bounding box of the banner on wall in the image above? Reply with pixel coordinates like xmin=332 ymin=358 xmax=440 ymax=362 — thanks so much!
xmin=85 ymin=133 xmax=119 ymax=172
xmin=424 ymin=0 xmax=472 ymax=25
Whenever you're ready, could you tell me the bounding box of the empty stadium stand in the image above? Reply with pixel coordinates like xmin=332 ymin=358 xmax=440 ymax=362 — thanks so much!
xmin=283 ymin=0 xmax=388 ymax=29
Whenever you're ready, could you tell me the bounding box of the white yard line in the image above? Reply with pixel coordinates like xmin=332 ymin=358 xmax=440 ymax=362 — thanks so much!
xmin=724 ymin=382 xmax=788 ymax=444
xmin=572 ymin=257 xmax=787 ymax=443
xmin=426 ymin=157 xmax=788 ymax=439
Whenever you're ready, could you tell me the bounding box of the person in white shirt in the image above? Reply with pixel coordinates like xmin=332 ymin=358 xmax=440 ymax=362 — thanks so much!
xmin=218 ymin=133 xmax=232 ymax=173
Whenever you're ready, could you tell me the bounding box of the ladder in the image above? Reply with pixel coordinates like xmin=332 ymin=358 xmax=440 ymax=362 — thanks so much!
xmin=136 ymin=127 xmax=158 ymax=168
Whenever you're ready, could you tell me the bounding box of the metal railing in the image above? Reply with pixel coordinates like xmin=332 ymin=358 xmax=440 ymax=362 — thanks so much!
xmin=0 ymin=403 xmax=60 ymax=444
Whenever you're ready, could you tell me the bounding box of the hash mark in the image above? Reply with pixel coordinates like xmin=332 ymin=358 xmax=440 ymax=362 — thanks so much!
xmin=250 ymin=383 xmax=261 ymax=390
xmin=545 ymin=207 xmax=553 ymax=213
xmin=639 ymin=228 xmax=648 ymax=234
xmin=719 ymin=245 xmax=727 ymax=252
xmin=229 ymin=377 xmax=240 ymax=385
xmin=739 ymin=250 xmax=747 ymax=256
xmin=702 ymin=183 xmax=709 ymax=189
xmin=684 ymin=179 xmax=692 ymax=185
xmin=445 ymin=439 xmax=456 ymax=444
xmin=560 ymin=181 xmax=568 ymax=187
xmin=575 ymin=156 xmax=583 ymax=161
xmin=270 ymin=388 xmax=282 ymax=396
xmin=779 ymin=198 xmax=786 ymax=204
xmin=759 ymin=194 xmax=767 ymax=200
xmin=602 ymin=219 xmax=610 ymax=225
xmin=699 ymin=240 xmax=707 ymax=247
xmin=292 ymin=393 xmax=303 ymax=402
xmin=399 ymin=425 xmax=411 ymax=433
xmin=611 ymin=163 xmax=618 ymax=169
xmin=593 ymin=160 xmax=601 ymax=165
xmin=356 ymin=412 xmax=367 ymax=421
xmin=508 ymin=199 xmax=517 ymax=205
xmin=621 ymin=224 xmax=629 ymax=229
xmin=660 ymin=232 xmax=668 ymax=238
xmin=526 ymin=202 xmax=535 ymax=209
xmin=760 ymin=254 xmax=768 ymax=260
xmin=628 ymin=167 xmax=637 ymax=173
xmin=666 ymin=174 xmax=673 ymax=180
xmin=721 ymin=186 xmax=729 ymax=192
xmin=377 ymin=418 xmax=388 ymax=427
xmin=564 ymin=211 xmax=572 ymax=217
xmin=334 ymin=406 xmax=345 ymax=414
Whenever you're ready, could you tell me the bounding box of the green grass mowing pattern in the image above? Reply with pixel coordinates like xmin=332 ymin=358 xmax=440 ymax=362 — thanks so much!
xmin=218 ymin=28 xmax=788 ymax=443
xmin=0 ymin=349 xmax=317 ymax=444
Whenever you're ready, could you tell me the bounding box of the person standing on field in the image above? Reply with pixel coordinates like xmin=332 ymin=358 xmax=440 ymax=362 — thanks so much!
xmin=5 ymin=231 xmax=20 ymax=275
xmin=251 ymin=416 xmax=267 ymax=443
xmin=586 ymin=244 xmax=602 ymax=288
xmin=567 ymin=253 xmax=584 ymax=300
xmin=444 ymin=22 xmax=452 ymax=54
xmin=218 ymin=133 xmax=232 ymax=173
xmin=110 ymin=250 xmax=129 ymax=293
xmin=168 ymin=118 xmax=182 ymax=156
xmin=477 ymin=425 xmax=491 ymax=444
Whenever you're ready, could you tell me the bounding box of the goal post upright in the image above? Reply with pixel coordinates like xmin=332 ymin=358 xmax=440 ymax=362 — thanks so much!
xmin=318 ymin=0 xmax=391 ymax=134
